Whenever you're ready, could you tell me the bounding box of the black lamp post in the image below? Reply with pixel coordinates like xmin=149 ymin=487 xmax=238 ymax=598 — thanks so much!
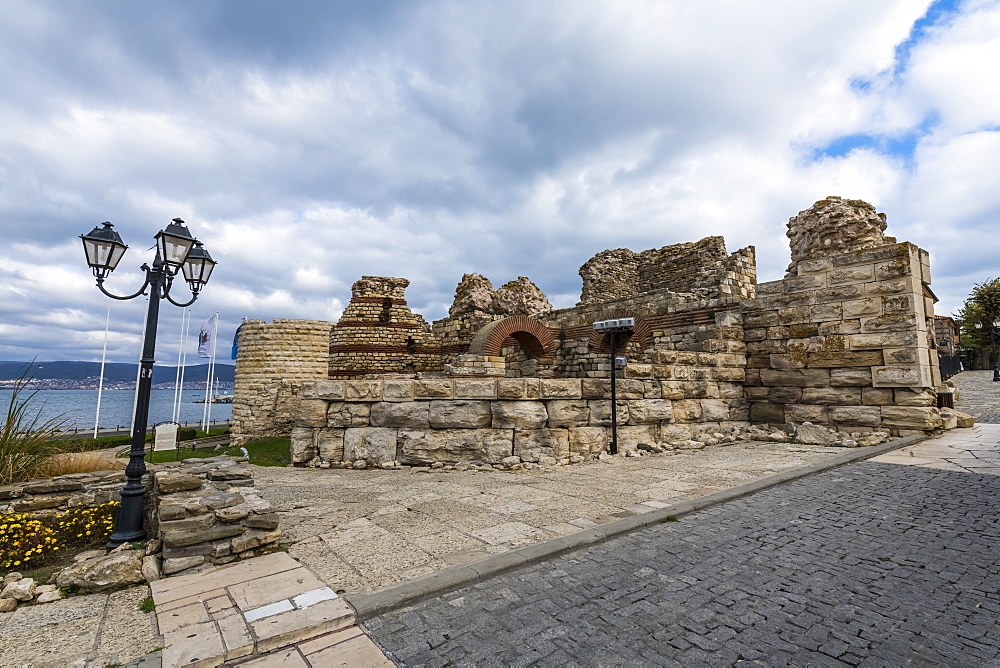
xmin=80 ymin=219 xmax=216 ymax=548
xmin=593 ymin=318 xmax=635 ymax=455
xmin=974 ymin=318 xmax=1000 ymax=382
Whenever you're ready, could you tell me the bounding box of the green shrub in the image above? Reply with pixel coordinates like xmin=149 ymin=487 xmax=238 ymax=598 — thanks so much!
xmin=177 ymin=428 xmax=197 ymax=441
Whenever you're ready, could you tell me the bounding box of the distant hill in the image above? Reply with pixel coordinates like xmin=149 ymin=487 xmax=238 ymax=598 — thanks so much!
xmin=0 ymin=361 xmax=235 ymax=384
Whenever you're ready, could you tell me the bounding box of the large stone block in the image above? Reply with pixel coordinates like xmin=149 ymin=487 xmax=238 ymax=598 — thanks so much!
xmin=616 ymin=425 xmax=659 ymax=453
xmin=428 ymin=400 xmax=492 ymax=428
xmin=641 ymin=380 xmax=662 ymax=399
xmin=800 ymin=387 xmax=862 ymax=405
xmin=317 ymin=429 xmax=345 ymax=462
xmin=497 ymin=379 xmax=530 ymax=399
xmin=294 ymin=400 xmax=329 ymax=428
xmin=864 ymin=278 xmax=910 ymax=297
xmin=806 ymin=351 xmax=884 ymax=368
xmin=546 ymin=400 xmax=591 ymax=428
xmin=862 ymin=387 xmax=894 ymax=405
xmin=700 ymin=399 xmax=730 ymax=422
xmin=860 ymin=313 xmax=921 ymax=333
xmin=759 ymin=369 xmax=831 ymax=387
xmin=672 ymin=399 xmax=703 ymax=423
xmin=880 ymin=406 xmax=941 ymax=430
xmin=627 ymin=399 xmax=674 ymax=424
xmin=453 ymin=379 xmax=497 ymax=399
xmin=492 ymin=401 xmax=548 ymax=429
xmin=893 ymin=388 xmax=938 ymax=406
xmin=582 ymin=378 xmax=611 ymax=399
xmin=513 ymin=429 xmax=570 ymax=461
xmin=344 ymin=380 xmax=383 ymax=402
xmin=302 ymin=380 xmax=345 ymax=400
xmin=414 ymin=379 xmax=454 ymax=399
xmin=327 ymin=402 xmax=371 ymax=428
xmin=568 ymin=427 xmax=607 ymax=455
xmin=290 ymin=428 xmax=317 ymax=464
xmin=785 ymin=404 xmax=828 ymax=424
xmin=830 ymin=368 xmax=873 ymax=386
xmin=872 ymin=365 xmax=931 ymax=387
xmin=828 ymin=265 xmax=875 ymax=285
xmin=749 ymin=402 xmax=784 ymax=423
xmin=883 ymin=347 xmax=919 ymax=364
xmin=382 ymin=380 xmax=416 ymax=402
xmin=344 ymin=427 xmax=397 ymax=463
xmin=369 ymin=402 xmax=430 ymax=429
xmin=588 ymin=400 xmax=628 ymax=426
xmin=539 ymin=379 xmax=583 ymax=399
xmin=398 ymin=429 xmax=512 ymax=465
xmin=768 ymin=386 xmax=802 ymax=404
xmin=828 ymin=406 xmax=881 ymax=426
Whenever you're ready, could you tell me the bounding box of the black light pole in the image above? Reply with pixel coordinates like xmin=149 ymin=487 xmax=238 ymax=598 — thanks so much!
xmin=974 ymin=319 xmax=1000 ymax=382
xmin=593 ymin=318 xmax=634 ymax=456
xmin=80 ymin=220 xmax=216 ymax=548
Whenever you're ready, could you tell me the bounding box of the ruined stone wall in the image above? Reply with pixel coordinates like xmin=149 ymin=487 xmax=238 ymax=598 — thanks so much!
xmin=577 ymin=238 xmax=756 ymax=305
xmin=232 ymin=318 xmax=334 ymax=445
xmin=329 ymin=276 xmax=445 ymax=377
xmin=742 ymin=240 xmax=941 ymax=435
xmin=288 ymin=375 xmax=750 ymax=467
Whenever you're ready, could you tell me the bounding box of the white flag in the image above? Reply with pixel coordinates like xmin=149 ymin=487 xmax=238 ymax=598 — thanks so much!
xmin=197 ymin=314 xmax=217 ymax=358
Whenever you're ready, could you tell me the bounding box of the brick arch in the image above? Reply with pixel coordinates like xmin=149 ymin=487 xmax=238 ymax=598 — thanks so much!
xmin=469 ymin=316 xmax=557 ymax=358
xmin=589 ymin=309 xmax=653 ymax=353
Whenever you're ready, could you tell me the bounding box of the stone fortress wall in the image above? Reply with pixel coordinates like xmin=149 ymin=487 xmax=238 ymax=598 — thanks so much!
xmin=232 ymin=196 xmax=945 ymax=462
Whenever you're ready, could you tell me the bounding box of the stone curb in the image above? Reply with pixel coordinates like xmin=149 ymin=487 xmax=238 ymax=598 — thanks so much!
xmin=346 ymin=433 xmax=929 ymax=621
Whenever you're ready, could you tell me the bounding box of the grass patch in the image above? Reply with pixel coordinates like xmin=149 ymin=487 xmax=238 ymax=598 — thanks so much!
xmin=139 ymin=596 xmax=155 ymax=613
xmin=35 ymin=451 xmax=126 ymax=478
xmin=665 ymin=515 xmax=679 ymax=522
xmin=143 ymin=436 xmax=289 ymax=467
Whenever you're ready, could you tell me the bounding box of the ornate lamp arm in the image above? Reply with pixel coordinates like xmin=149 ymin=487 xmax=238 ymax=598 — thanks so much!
xmin=95 ymin=267 xmax=152 ymax=301
xmin=164 ymin=288 xmax=200 ymax=308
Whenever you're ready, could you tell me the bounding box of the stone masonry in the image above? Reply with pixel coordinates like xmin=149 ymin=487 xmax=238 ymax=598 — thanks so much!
xmin=233 ymin=196 xmax=945 ymax=462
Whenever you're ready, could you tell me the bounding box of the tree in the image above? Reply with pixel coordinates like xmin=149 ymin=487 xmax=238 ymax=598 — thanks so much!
xmin=956 ymin=277 xmax=1000 ymax=352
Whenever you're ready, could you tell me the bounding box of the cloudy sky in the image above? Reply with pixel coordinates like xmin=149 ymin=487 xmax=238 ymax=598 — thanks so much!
xmin=1 ymin=0 xmax=997 ymax=365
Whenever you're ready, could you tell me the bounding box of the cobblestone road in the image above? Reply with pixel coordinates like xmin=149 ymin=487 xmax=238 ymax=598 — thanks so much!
xmin=363 ymin=460 xmax=1000 ymax=666
xmin=953 ymin=370 xmax=1000 ymax=422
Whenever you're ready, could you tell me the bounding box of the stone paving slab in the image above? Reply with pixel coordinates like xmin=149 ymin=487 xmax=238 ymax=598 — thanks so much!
xmin=149 ymin=553 xmax=357 ymax=667
xmin=870 ymin=423 xmax=1000 ymax=474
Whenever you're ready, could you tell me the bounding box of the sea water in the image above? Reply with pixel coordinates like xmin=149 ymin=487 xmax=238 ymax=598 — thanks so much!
xmin=0 ymin=389 xmax=233 ymax=432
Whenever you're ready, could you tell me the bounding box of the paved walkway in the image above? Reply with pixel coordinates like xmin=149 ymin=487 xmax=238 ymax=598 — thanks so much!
xmin=952 ymin=369 xmax=1000 ymax=421
xmin=363 ymin=426 xmax=1000 ymax=665
xmin=4 ymin=371 xmax=998 ymax=666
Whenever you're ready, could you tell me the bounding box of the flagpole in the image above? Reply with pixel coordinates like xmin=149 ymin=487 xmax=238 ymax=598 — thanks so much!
xmin=93 ymin=300 xmax=112 ymax=439
xmin=177 ymin=309 xmax=190 ymax=423
xmin=205 ymin=316 xmax=217 ymax=431
xmin=172 ymin=309 xmax=185 ymax=423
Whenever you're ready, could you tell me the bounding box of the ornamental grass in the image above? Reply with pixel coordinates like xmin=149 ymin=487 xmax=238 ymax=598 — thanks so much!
xmin=1 ymin=363 xmax=70 ymax=486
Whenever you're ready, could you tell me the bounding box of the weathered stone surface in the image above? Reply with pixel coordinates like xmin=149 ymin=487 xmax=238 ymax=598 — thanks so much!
xmin=800 ymin=387 xmax=862 ymax=405
xmin=861 ymin=388 xmax=894 ymax=405
xmin=830 ymin=368 xmax=873 ymax=387
xmin=317 ymin=429 xmax=345 ymax=462
xmin=492 ymin=276 xmax=552 ymax=317
xmin=759 ymin=369 xmax=831 ymax=387
xmin=1 ymin=578 xmax=36 ymax=601
xmin=142 ymin=555 xmax=162 ymax=582
xmin=546 ymin=400 xmax=591 ymax=428
xmin=513 ymin=429 xmax=570 ymax=462
xmin=157 ymin=473 xmax=203 ymax=494
xmin=699 ymin=399 xmax=730 ymax=422
xmin=428 ymin=400 xmax=492 ymax=428
xmin=768 ymin=386 xmax=802 ymax=404
xmin=344 ymin=427 xmax=398 ymax=463
xmin=749 ymin=402 xmax=784 ymax=423
xmin=627 ymin=399 xmax=674 ymax=424
xmin=588 ymin=400 xmax=629 ymax=426
xmin=311 ymin=380 xmax=345 ymax=400
xmin=616 ymin=426 xmax=659 ymax=453
xmin=327 ymin=402 xmax=371 ymax=428
xmin=382 ymin=380 xmax=416 ymax=402
xmin=56 ymin=550 xmax=145 ymax=592
xmin=414 ymin=379 xmax=454 ymax=399
xmin=199 ymin=492 xmax=244 ymax=511
xmin=491 ymin=401 xmax=548 ymax=429
xmin=794 ymin=422 xmax=835 ymax=445
xmin=244 ymin=512 xmax=280 ymax=530
xmin=568 ymin=427 xmax=607 ymax=455
xmin=294 ymin=399 xmax=329 ymax=428
xmin=497 ymin=379 xmax=530 ymax=400
xmin=344 ymin=380 xmax=383 ymax=402
xmin=538 ymin=379 xmax=583 ymax=399
xmin=23 ymin=480 xmax=83 ymax=494
xmin=162 ymin=556 xmax=205 ymax=575
xmin=872 ymin=365 xmax=930 ymax=387
xmin=940 ymin=408 xmax=974 ymax=428
xmin=827 ymin=406 xmax=882 ymax=426
xmin=785 ymin=197 xmax=888 ymax=275
xmin=806 ymin=351 xmax=884 ymax=368
xmin=290 ymin=427 xmax=317 ymax=464
xmin=893 ymin=388 xmax=937 ymax=406
xmin=453 ymin=379 xmax=498 ymax=399
xmin=880 ymin=406 xmax=941 ymax=430
xmin=671 ymin=399 xmax=703 ymax=422
xmin=398 ymin=429 xmax=512 ymax=465
xmin=449 ymin=273 xmax=496 ymax=317
xmin=369 ymin=402 xmax=430 ymax=429
xmin=231 ymin=529 xmax=282 ymax=554
xmin=785 ymin=404 xmax=828 ymax=424
xmin=162 ymin=524 xmax=245 ymax=548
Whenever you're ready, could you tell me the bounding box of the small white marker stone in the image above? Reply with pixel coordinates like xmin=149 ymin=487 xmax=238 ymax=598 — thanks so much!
xmin=243 ymin=599 xmax=294 ymax=622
